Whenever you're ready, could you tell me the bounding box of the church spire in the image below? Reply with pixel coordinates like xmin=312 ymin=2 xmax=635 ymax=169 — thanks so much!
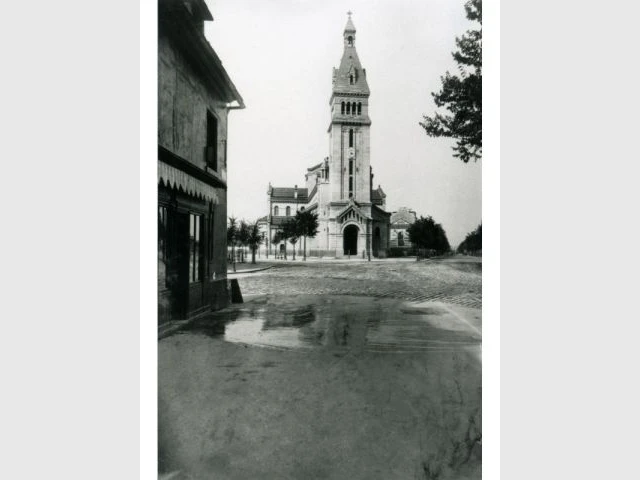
xmin=344 ymin=11 xmax=356 ymax=47
xmin=332 ymin=12 xmax=369 ymax=96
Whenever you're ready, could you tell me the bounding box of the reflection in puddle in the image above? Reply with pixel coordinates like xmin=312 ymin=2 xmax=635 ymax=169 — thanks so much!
xmin=179 ymin=295 xmax=481 ymax=353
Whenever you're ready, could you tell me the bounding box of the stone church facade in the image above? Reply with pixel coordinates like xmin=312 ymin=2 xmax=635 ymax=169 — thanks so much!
xmin=259 ymin=15 xmax=391 ymax=259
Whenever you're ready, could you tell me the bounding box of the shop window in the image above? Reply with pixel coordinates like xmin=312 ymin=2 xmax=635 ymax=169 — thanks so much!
xmin=208 ymin=210 xmax=214 ymax=276
xmin=189 ymin=213 xmax=203 ymax=283
xmin=158 ymin=206 xmax=169 ymax=287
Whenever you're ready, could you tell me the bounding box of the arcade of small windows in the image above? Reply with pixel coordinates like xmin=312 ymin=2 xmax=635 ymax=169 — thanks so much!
xmin=340 ymin=101 xmax=362 ymax=116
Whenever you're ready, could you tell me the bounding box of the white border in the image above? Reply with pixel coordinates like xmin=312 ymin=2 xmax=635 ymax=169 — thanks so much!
xmin=140 ymin=0 xmax=158 ymax=478
xmin=483 ymin=0 xmax=500 ymax=478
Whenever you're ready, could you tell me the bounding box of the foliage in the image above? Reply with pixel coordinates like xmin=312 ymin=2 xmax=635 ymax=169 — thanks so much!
xmin=407 ymin=216 xmax=451 ymax=254
xmin=247 ymin=222 xmax=264 ymax=264
xmin=295 ymin=210 xmax=319 ymax=260
xmin=272 ymin=231 xmax=282 ymax=246
xmin=227 ymin=216 xmax=237 ymax=245
xmin=227 ymin=216 xmax=237 ymax=269
xmin=236 ymin=220 xmax=250 ymax=262
xmin=457 ymin=224 xmax=482 ymax=253
xmin=420 ymin=0 xmax=482 ymax=163
xmin=282 ymin=218 xmax=299 ymax=260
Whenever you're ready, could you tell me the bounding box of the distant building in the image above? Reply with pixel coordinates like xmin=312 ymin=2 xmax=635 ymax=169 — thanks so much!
xmin=389 ymin=207 xmax=418 ymax=249
xmin=259 ymin=14 xmax=390 ymax=258
xmin=157 ymin=0 xmax=244 ymax=324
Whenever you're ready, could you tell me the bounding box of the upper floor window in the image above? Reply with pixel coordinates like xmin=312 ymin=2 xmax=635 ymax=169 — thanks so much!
xmin=274 ymin=206 xmax=279 ymax=216
xmin=286 ymin=206 xmax=291 ymax=216
xmin=346 ymin=102 xmax=351 ymax=115
xmin=349 ymin=129 xmax=354 ymax=147
xmin=357 ymin=102 xmax=362 ymax=115
xmin=341 ymin=102 xmax=345 ymax=114
xmin=347 ymin=36 xmax=353 ymax=46
xmin=206 ymin=111 xmax=218 ymax=171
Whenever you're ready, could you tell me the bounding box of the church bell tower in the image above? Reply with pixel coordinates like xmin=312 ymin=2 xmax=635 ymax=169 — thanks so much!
xmin=328 ymin=12 xmax=372 ymax=204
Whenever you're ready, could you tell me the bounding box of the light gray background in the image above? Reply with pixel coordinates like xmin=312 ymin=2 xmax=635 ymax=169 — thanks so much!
xmin=1 ymin=0 xmax=140 ymax=478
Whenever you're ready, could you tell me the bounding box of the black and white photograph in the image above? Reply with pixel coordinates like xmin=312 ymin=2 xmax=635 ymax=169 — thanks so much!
xmin=157 ymin=0 xmax=482 ymax=478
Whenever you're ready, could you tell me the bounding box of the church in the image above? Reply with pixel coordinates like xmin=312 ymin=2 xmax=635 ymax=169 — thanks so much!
xmin=259 ymin=14 xmax=391 ymax=259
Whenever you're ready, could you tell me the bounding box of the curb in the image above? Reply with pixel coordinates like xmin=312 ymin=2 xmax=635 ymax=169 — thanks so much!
xmin=227 ymin=265 xmax=273 ymax=275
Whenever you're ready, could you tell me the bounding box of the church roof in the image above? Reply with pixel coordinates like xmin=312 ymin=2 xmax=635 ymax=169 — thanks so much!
xmin=390 ymin=208 xmax=417 ymax=225
xmin=306 ymin=161 xmax=323 ymax=172
xmin=371 ymin=186 xmax=386 ymax=205
xmin=269 ymin=187 xmax=308 ymax=202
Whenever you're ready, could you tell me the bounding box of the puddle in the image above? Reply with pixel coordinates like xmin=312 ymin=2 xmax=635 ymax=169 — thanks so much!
xmin=178 ymin=295 xmax=481 ymax=353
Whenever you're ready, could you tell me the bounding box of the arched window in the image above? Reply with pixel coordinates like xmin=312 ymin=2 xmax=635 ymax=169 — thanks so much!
xmin=398 ymin=231 xmax=405 ymax=246
xmin=273 ymin=206 xmax=279 ymax=216
xmin=347 ymin=36 xmax=353 ymax=46
xmin=349 ymin=74 xmax=354 ymax=85
xmin=286 ymin=206 xmax=291 ymax=216
xmin=346 ymin=102 xmax=351 ymax=115
xmin=349 ymin=129 xmax=354 ymax=147
xmin=357 ymin=102 xmax=362 ymax=115
xmin=352 ymin=102 xmax=356 ymax=115
xmin=341 ymin=102 xmax=345 ymax=114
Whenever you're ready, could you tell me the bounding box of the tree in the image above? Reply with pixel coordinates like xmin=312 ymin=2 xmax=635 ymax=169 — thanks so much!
xmin=247 ymin=222 xmax=264 ymax=264
xmin=272 ymin=230 xmax=282 ymax=259
xmin=457 ymin=224 xmax=482 ymax=254
xmin=227 ymin=216 xmax=237 ymax=272
xmin=295 ymin=210 xmax=319 ymax=261
xmin=420 ymin=0 xmax=482 ymax=163
xmin=282 ymin=218 xmax=299 ymax=260
xmin=237 ymin=220 xmax=250 ymax=263
xmin=407 ymin=216 xmax=451 ymax=255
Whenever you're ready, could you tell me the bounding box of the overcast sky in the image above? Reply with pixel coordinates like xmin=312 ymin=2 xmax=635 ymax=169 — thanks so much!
xmin=206 ymin=0 xmax=481 ymax=247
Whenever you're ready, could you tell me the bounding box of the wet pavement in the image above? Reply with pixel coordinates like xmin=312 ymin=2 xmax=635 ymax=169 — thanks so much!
xmin=182 ymin=295 xmax=481 ymax=354
xmin=160 ymin=281 xmax=482 ymax=479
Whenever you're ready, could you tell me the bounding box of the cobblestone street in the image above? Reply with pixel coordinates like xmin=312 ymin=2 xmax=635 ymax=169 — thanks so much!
xmin=234 ymin=256 xmax=482 ymax=309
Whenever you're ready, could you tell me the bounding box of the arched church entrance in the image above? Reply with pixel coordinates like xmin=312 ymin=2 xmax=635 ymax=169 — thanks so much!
xmin=343 ymin=224 xmax=359 ymax=256
xmin=373 ymin=227 xmax=381 ymax=257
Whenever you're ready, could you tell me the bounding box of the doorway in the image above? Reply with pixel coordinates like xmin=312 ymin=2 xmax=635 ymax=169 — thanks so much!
xmin=343 ymin=224 xmax=359 ymax=256
xmin=373 ymin=227 xmax=381 ymax=257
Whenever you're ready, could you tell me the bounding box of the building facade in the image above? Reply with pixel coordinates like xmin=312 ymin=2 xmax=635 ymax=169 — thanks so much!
xmin=158 ymin=0 xmax=244 ymax=324
xmin=389 ymin=207 xmax=418 ymax=249
xmin=260 ymin=15 xmax=390 ymax=259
